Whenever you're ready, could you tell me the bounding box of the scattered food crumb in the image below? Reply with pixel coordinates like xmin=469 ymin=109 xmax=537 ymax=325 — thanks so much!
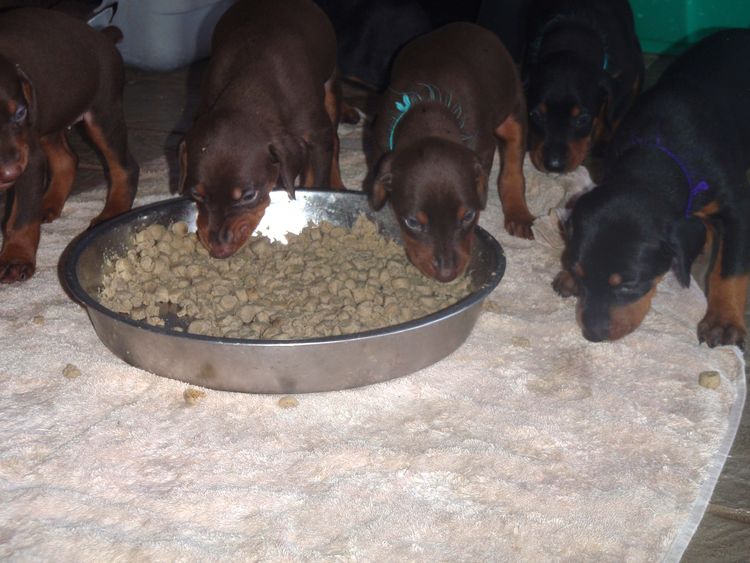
xmin=183 ymin=388 xmax=206 ymax=405
xmin=512 ymin=336 xmax=531 ymax=348
xmin=278 ymin=396 xmax=299 ymax=409
xmin=483 ymin=300 xmax=503 ymax=314
xmin=63 ymin=364 xmax=81 ymax=379
xmin=699 ymin=371 xmax=721 ymax=390
xmin=32 ymin=315 xmax=44 ymax=325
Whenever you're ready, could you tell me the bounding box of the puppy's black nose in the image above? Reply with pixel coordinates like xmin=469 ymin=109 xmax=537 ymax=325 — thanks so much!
xmin=544 ymin=152 xmax=566 ymax=173
xmin=581 ymin=309 xmax=611 ymax=343
xmin=582 ymin=326 xmax=608 ymax=342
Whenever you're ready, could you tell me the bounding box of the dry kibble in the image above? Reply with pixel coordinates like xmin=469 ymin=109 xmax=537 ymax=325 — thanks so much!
xmin=483 ymin=300 xmax=503 ymax=314
xmin=183 ymin=387 xmax=206 ymax=405
xmin=99 ymin=215 xmax=471 ymax=339
xmin=277 ymin=396 xmax=299 ymax=409
xmin=699 ymin=371 xmax=721 ymax=390
xmin=63 ymin=363 xmax=81 ymax=379
xmin=32 ymin=315 xmax=44 ymax=325
xmin=171 ymin=221 xmax=189 ymax=236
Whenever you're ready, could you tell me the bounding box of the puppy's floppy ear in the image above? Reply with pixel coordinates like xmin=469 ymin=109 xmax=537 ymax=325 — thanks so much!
xmin=269 ymin=136 xmax=307 ymax=200
xmin=15 ymin=65 xmax=37 ymax=126
xmin=668 ymin=217 xmax=707 ymax=287
xmin=177 ymin=139 xmax=188 ymax=195
xmin=474 ymin=159 xmax=488 ymax=208
xmin=369 ymin=152 xmax=394 ymax=211
xmin=597 ymin=73 xmax=616 ymax=134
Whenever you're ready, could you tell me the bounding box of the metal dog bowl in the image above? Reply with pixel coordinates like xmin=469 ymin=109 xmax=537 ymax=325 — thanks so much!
xmin=63 ymin=190 xmax=505 ymax=393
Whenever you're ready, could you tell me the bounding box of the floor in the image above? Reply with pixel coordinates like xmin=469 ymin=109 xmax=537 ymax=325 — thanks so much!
xmin=8 ymin=13 xmax=750 ymax=560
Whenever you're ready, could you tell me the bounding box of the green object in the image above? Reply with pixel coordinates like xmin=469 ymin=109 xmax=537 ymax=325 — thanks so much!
xmin=630 ymin=0 xmax=750 ymax=54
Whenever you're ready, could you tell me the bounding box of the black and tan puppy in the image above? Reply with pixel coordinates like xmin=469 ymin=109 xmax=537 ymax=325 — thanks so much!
xmin=523 ymin=0 xmax=644 ymax=175
xmin=554 ymin=29 xmax=750 ymax=349
xmin=179 ymin=0 xmax=344 ymax=259
xmin=0 ymin=8 xmax=138 ymax=283
xmin=370 ymin=22 xmax=532 ymax=282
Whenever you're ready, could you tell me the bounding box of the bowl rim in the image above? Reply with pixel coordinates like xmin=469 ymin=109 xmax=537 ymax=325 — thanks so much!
xmin=62 ymin=190 xmax=506 ymax=347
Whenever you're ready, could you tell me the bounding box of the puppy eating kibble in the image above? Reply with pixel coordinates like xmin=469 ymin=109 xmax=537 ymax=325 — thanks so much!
xmin=370 ymin=22 xmax=532 ymax=283
xmin=554 ymin=30 xmax=750 ymax=349
xmin=179 ymin=0 xmax=345 ymax=258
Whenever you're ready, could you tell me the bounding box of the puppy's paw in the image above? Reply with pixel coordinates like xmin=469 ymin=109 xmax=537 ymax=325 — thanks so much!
xmin=0 ymin=258 xmax=35 ymax=283
xmin=698 ymin=312 xmax=747 ymax=350
xmin=552 ymin=270 xmax=578 ymax=297
xmin=504 ymin=212 xmax=535 ymax=239
xmin=41 ymin=204 xmax=64 ymax=223
xmin=340 ymin=103 xmax=361 ymax=125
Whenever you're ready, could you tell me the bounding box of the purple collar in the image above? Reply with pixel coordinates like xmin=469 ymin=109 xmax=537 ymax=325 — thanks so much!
xmin=627 ymin=136 xmax=710 ymax=218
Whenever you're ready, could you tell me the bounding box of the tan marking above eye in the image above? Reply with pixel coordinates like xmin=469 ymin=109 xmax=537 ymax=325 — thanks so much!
xmin=573 ymin=262 xmax=584 ymax=278
xmin=609 ymin=273 xmax=623 ymax=287
xmin=194 ymin=183 xmax=206 ymax=197
xmin=231 ymin=187 xmax=242 ymax=200
xmin=571 ymin=105 xmax=581 ymax=117
xmin=416 ymin=210 xmax=428 ymax=225
xmin=7 ymin=100 xmax=17 ymax=114
xmin=456 ymin=205 xmax=467 ymax=221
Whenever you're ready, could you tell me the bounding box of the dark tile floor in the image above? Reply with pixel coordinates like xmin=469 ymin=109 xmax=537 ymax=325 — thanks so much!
xmin=5 ymin=10 xmax=749 ymax=557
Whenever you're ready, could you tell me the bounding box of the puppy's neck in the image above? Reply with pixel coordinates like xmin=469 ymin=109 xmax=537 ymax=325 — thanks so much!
xmin=391 ymin=100 xmax=471 ymax=151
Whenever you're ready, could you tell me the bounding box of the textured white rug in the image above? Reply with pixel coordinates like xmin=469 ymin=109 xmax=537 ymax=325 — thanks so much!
xmin=0 ymin=121 xmax=745 ymax=561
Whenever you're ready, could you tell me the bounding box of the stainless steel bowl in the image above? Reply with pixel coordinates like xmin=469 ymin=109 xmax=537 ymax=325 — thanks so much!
xmin=63 ymin=190 xmax=505 ymax=393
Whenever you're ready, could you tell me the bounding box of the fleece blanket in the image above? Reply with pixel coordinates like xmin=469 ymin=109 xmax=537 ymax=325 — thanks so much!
xmin=0 ymin=121 xmax=745 ymax=561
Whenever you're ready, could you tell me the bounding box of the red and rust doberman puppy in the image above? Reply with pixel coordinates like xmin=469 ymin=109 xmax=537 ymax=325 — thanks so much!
xmin=179 ymin=0 xmax=345 ymax=259
xmin=554 ymin=29 xmax=750 ymax=349
xmin=523 ymin=0 xmax=644 ymax=177
xmin=370 ymin=22 xmax=532 ymax=283
xmin=0 ymin=8 xmax=138 ymax=283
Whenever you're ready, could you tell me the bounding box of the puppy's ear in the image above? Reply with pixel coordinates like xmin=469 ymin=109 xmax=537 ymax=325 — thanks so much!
xmin=369 ymin=152 xmax=393 ymax=211
xmin=474 ymin=159 xmax=488 ymax=208
xmin=269 ymin=137 xmax=307 ymax=200
xmin=597 ymin=73 xmax=616 ymax=134
xmin=668 ymin=217 xmax=707 ymax=287
xmin=15 ymin=65 xmax=37 ymax=126
xmin=177 ymin=139 xmax=188 ymax=195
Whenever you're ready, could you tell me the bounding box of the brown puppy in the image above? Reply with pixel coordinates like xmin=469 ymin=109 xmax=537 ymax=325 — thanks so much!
xmin=179 ymin=0 xmax=345 ymax=259
xmin=0 ymin=9 xmax=138 ymax=283
xmin=370 ymin=22 xmax=532 ymax=282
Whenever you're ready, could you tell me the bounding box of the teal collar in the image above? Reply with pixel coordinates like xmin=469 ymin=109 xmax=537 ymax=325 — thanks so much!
xmin=386 ymin=83 xmax=472 ymax=151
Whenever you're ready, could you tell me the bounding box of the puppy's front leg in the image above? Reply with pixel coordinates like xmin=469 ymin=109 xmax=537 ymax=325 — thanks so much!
xmin=495 ymin=112 xmax=534 ymax=239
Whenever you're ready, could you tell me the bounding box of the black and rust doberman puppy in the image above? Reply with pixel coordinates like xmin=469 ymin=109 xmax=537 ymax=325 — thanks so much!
xmin=523 ymin=0 xmax=644 ymax=176
xmin=179 ymin=0 xmax=345 ymax=259
xmin=554 ymin=29 xmax=750 ymax=349
xmin=0 ymin=8 xmax=138 ymax=283
xmin=370 ymin=22 xmax=532 ymax=282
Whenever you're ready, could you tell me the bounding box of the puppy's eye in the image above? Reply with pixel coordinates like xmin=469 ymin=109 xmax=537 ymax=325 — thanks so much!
xmin=616 ymin=279 xmax=647 ymax=297
xmin=530 ymin=108 xmax=545 ymax=125
xmin=11 ymin=105 xmax=27 ymax=124
xmin=573 ymin=112 xmax=592 ymax=129
xmin=404 ymin=216 xmax=425 ymax=232
xmin=189 ymin=186 xmax=205 ymax=203
xmin=238 ymin=189 xmax=261 ymax=206
xmin=460 ymin=209 xmax=477 ymax=227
